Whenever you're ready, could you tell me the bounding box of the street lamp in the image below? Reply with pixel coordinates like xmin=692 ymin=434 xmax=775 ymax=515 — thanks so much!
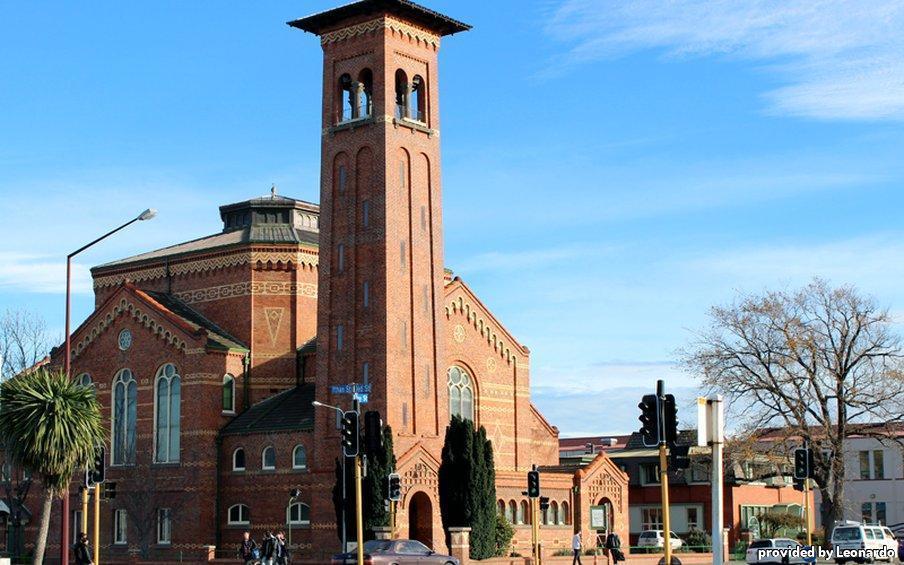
xmin=312 ymin=399 xmax=348 ymax=553
xmin=61 ymin=208 xmax=156 ymax=565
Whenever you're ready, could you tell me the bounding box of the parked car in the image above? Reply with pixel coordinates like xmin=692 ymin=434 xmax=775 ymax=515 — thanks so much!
xmin=830 ymin=522 xmax=897 ymax=564
xmin=331 ymin=539 xmax=459 ymax=565
xmin=745 ymin=538 xmax=816 ymax=564
xmin=637 ymin=530 xmax=683 ymax=551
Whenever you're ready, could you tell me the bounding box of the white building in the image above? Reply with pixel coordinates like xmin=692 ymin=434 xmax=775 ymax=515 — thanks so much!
xmin=815 ymin=432 xmax=904 ymax=535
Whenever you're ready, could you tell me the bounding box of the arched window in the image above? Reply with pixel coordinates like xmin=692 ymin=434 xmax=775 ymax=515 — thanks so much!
xmin=497 ymin=499 xmax=505 ymax=517
xmin=76 ymin=373 xmax=92 ymax=387
xmin=228 ymin=504 xmax=250 ymax=525
xmin=550 ymin=501 xmax=559 ymax=526
xmin=112 ymin=369 xmax=137 ymax=465
xmin=233 ymin=448 xmax=246 ymax=471
xmin=293 ymin=445 xmax=307 ymax=470
xmin=448 ymin=366 xmax=474 ymax=421
xmin=222 ymin=374 xmax=235 ymax=413
xmin=410 ymin=75 xmax=425 ymax=122
xmin=395 ymin=69 xmax=409 ymax=119
xmin=519 ymin=500 xmax=529 ymax=525
xmin=262 ymin=446 xmax=276 ymax=470
xmin=287 ymin=502 xmax=310 ymax=526
xmin=507 ymin=500 xmax=517 ymax=524
xmin=154 ymin=363 xmax=181 ymax=463
xmin=338 ymin=73 xmax=354 ymax=122
xmin=561 ymin=501 xmax=570 ymax=525
xmin=357 ymin=68 xmax=373 ymax=118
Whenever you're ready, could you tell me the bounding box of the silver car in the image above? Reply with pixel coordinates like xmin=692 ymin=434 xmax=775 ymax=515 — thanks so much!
xmin=331 ymin=539 xmax=459 ymax=565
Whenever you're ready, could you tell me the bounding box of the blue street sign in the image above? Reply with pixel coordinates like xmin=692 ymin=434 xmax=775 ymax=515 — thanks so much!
xmin=330 ymin=383 xmax=372 ymax=395
xmin=353 ymin=393 xmax=369 ymax=404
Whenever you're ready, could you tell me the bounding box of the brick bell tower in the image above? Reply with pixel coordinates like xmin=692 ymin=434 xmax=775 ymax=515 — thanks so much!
xmin=290 ymin=1 xmax=470 ymax=470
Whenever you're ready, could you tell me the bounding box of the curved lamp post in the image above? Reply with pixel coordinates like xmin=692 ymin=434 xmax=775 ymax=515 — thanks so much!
xmin=60 ymin=208 xmax=156 ymax=565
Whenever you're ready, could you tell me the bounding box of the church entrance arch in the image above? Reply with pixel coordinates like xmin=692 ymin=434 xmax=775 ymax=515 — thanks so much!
xmin=408 ymin=491 xmax=434 ymax=548
xmin=591 ymin=497 xmax=614 ymax=548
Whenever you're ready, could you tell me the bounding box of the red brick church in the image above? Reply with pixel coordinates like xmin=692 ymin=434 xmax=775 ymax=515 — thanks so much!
xmin=27 ymin=1 xmax=629 ymax=561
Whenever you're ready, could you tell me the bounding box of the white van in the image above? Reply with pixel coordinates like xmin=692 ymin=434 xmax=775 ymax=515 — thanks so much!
xmin=830 ymin=522 xmax=897 ymax=564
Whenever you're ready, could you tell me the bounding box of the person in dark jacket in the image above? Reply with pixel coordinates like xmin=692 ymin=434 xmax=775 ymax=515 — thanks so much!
xmin=239 ymin=531 xmax=259 ymax=565
xmin=605 ymin=531 xmax=624 ymax=563
xmin=275 ymin=531 xmax=290 ymax=565
xmin=73 ymin=533 xmax=93 ymax=565
xmin=262 ymin=531 xmax=277 ymax=565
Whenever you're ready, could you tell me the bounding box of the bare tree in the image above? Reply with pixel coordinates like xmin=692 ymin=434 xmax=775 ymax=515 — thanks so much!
xmin=0 ymin=309 xmax=51 ymax=380
xmin=682 ymin=279 xmax=904 ymax=528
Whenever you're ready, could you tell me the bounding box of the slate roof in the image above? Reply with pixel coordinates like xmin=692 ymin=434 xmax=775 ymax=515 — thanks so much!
xmin=141 ymin=290 xmax=249 ymax=352
xmin=220 ymin=384 xmax=315 ymax=436
xmin=288 ymin=0 xmax=471 ymax=36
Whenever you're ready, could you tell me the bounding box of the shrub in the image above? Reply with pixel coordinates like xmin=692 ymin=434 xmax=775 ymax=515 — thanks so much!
xmin=683 ymin=529 xmax=712 ymax=552
xmin=493 ymin=512 xmax=515 ymax=557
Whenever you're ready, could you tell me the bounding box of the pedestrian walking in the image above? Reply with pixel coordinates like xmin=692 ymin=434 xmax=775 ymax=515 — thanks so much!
xmin=572 ymin=530 xmax=583 ymax=565
xmin=239 ymin=531 xmax=259 ymax=565
xmin=605 ymin=531 xmax=624 ymax=563
xmin=73 ymin=532 xmax=93 ymax=565
xmin=275 ymin=531 xmax=290 ymax=565
xmin=262 ymin=531 xmax=277 ymax=565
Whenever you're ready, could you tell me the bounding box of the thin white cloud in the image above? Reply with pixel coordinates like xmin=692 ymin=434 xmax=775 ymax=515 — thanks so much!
xmin=544 ymin=0 xmax=904 ymax=120
xmin=0 ymin=253 xmax=92 ymax=295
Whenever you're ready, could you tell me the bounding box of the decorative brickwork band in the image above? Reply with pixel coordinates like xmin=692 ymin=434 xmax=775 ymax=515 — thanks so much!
xmin=320 ymin=17 xmax=440 ymax=48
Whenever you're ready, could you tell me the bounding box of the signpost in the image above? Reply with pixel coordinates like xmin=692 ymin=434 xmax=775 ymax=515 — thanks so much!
xmin=697 ymin=396 xmax=724 ymax=565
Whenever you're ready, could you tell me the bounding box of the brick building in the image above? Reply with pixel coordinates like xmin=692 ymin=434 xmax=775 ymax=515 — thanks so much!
xmin=7 ymin=1 xmax=630 ymax=562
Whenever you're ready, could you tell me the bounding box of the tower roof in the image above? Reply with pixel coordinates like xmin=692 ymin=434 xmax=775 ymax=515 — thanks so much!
xmin=288 ymin=0 xmax=470 ymax=37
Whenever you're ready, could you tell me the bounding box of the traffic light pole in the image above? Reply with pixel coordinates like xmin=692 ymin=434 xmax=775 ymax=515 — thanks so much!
xmin=531 ymin=497 xmax=541 ymax=565
xmin=81 ymin=486 xmax=89 ymax=539
xmin=93 ymin=484 xmax=100 ymax=564
xmin=803 ymin=478 xmax=811 ymax=546
xmin=659 ymin=443 xmax=672 ymax=565
xmin=355 ymin=454 xmax=364 ymax=565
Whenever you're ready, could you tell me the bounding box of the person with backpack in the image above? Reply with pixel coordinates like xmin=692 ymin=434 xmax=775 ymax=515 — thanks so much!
xmin=73 ymin=532 xmax=93 ymax=565
xmin=239 ymin=531 xmax=259 ymax=565
xmin=605 ymin=531 xmax=624 ymax=563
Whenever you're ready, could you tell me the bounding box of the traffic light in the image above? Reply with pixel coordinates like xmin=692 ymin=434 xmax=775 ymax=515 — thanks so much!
xmin=341 ymin=411 xmax=360 ymax=457
xmin=792 ymin=477 xmax=805 ymax=492
xmin=794 ymin=447 xmax=813 ymax=479
xmin=662 ymin=394 xmax=678 ymax=447
xmin=539 ymin=496 xmax=550 ymax=512
xmin=668 ymin=443 xmax=691 ymax=471
xmin=527 ymin=470 xmax=540 ymax=498
xmin=91 ymin=446 xmax=105 ymax=485
xmin=103 ymin=482 xmax=117 ymax=499
xmin=364 ymin=411 xmax=382 ymax=456
xmin=388 ymin=473 xmax=401 ymax=501
xmin=638 ymin=394 xmax=659 ymax=447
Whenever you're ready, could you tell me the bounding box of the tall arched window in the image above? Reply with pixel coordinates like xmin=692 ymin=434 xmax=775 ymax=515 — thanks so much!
xmin=357 ymin=68 xmax=373 ymax=118
xmin=410 ymin=75 xmax=425 ymax=122
xmin=519 ymin=500 xmax=529 ymax=525
xmin=561 ymin=501 xmax=570 ymax=525
xmin=287 ymin=502 xmax=310 ymax=526
xmin=233 ymin=448 xmax=246 ymax=471
xmin=222 ymin=374 xmax=235 ymax=413
xmin=293 ymin=445 xmax=307 ymax=470
xmin=228 ymin=504 xmax=250 ymax=525
xmin=262 ymin=446 xmax=276 ymax=470
xmin=154 ymin=363 xmax=181 ymax=463
xmin=448 ymin=366 xmax=474 ymax=421
xmin=338 ymin=73 xmax=354 ymax=122
xmin=550 ymin=501 xmax=559 ymax=525
xmin=112 ymin=369 xmax=137 ymax=465
xmin=395 ymin=69 xmax=409 ymax=119
xmin=507 ymin=500 xmax=516 ymax=523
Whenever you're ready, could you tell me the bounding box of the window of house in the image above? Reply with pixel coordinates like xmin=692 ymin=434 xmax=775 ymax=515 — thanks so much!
xmin=873 ymin=450 xmax=884 ymax=479
xmin=76 ymin=372 xmax=93 ymax=389
xmin=363 ymin=281 xmax=370 ymax=308
xmin=862 ymin=502 xmax=873 ymax=524
xmin=362 ymin=200 xmax=370 ymax=227
xmin=395 ymin=69 xmax=409 ymax=119
xmin=362 ymin=362 xmax=369 ymax=385
xmin=112 ymin=369 xmax=137 ymax=465
xmin=113 ymin=509 xmax=128 ymax=544
xmin=293 ymin=445 xmax=307 ymax=470
xmin=222 ymin=374 xmax=235 ymax=413
xmin=154 ymin=363 xmax=181 ymax=464
xmin=448 ymin=366 xmax=474 ymax=421
xmin=550 ymin=501 xmax=559 ymax=525
xmin=508 ymin=500 xmax=517 ymax=524
xmin=337 ymin=243 xmax=345 ymax=273
xmin=876 ymin=501 xmax=886 ymax=524
xmin=519 ymin=500 xmax=528 ymax=525
xmin=561 ymin=501 xmax=570 ymax=525
xmin=262 ymin=446 xmax=276 ymax=470
xmin=233 ymin=448 xmax=246 ymax=472
xmin=687 ymin=507 xmax=700 ymax=530
xmin=641 ymin=507 xmax=663 ymax=530
xmin=339 ymin=74 xmax=354 ymax=122
xmin=157 ymin=508 xmax=172 ymax=544
xmin=641 ymin=463 xmax=661 ymax=485
xmin=287 ymin=502 xmax=310 ymax=526
xmin=338 ymin=165 xmax=347 ymax=194
xmin=337 ymin=324 xmax=345 ymax=351
xmin=859 ymin=451 xmax=870 ymax=479
xmin=410 ymin=75 xmax=425 ymax=122
xmin=228 ymin=504 xmax=250 ymax=525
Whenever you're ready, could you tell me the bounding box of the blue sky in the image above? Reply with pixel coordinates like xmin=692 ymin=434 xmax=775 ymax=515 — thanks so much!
xmin=2 ymin=1 xmax=904 ymax=436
